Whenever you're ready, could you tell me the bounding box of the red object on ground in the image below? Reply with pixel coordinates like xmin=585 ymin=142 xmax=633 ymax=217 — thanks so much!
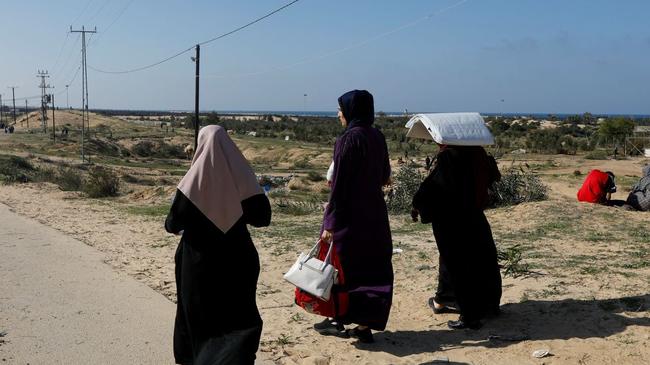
xmin=577 ymin=169 xmax=610 ymax=203
xmin=294 ymin=240 xmax=349 ymax=319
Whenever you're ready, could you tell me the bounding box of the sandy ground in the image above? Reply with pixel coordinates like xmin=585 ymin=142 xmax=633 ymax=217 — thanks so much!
xmin=0 ymin=154 xmax=649 ymax=364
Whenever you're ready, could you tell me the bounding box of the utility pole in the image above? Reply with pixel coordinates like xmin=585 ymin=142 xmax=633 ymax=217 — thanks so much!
xmin=7 ymin=86 xmax=17 ymax=124
xmin=51 ymin=94 xmax=56 ymax=143
xmin=65 ymin=84 xmax=69 ymax=109
xmin=0 ymin=94 xmax=3 ymax=125
xmin=36 ymin=70 xmax=51 ymax=132
xmin=25 ymin=100 xmax=28 ymax=128
xmin=192 ymin=44 xmax=200 ymax=149
xmin=70 ymin=26 xmax=97 ymax=162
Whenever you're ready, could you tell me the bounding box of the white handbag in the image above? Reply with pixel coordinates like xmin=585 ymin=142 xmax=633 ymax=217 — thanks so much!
xmin=283 ymin=240 xmax=338 ymax=301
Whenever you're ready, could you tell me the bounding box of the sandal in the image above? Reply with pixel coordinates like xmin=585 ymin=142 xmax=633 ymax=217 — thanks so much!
xmin=428 ymin=297 xmax=459 ymax=314
xmin=313 ymin=318 xmax=349 ymax=338
xmin=347 ymin=326 xmax=374 ymax=343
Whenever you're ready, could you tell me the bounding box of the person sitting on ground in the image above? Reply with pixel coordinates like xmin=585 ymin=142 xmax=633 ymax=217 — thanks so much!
xmin=625 ymin=165 xmax=650 ymax=211
xmin=577 ymin=169 xmax=619 ymax=205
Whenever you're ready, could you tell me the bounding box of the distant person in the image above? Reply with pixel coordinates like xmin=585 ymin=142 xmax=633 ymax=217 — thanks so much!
xmin=165 ymin=125 xmax=271 ymax=365
xmin=314 ymin=90 xmax=393 ymax=343
xmin=425 ymin=155 xmax=432 ymax=170
xmin=8 ymin=125 xmax=14 ymax=133
xmin=577 ymin=169 xmax=621 ymax=205
xmin=412 ymin=145 xmax=502 ymax=330
xmin=625 ymin=165 xmax=650 ymax=211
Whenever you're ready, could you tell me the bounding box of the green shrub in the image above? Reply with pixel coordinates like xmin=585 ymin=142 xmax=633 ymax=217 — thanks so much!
xmin=132 ymin=141 xmax=156 ymax=157
xmin=387 ymin=163 xmax=423 ymax=214
xmin=306 ymin=171 xmax=325 ymax=182
xmin=132 ymin=140 xmax=185 ymax=159
xmin=489 ymin=167 xmax=548 ymax=207
xmin=0 ymin=155 xmax=34 ymax=183
xmin=84 ymin=167 xmax=120 ymax=197
xmin=585 ymin=150 xmax=608 ymax=160
xmin=57 ymin=166 xmax=84 ymax=191
xmin=274 ymin=199 xmax=321 ymax=215
xmin=292 ymin=158 xmax=312 ymax=169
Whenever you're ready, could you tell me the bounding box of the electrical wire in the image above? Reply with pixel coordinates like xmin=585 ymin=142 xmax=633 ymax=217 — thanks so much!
xmin=204 ymin=0 xmax=470 ymax=79
xmin=87 ymin=0 xmax=112 ymax=24
xmin=71 ymin=0 xmax=96 ymax=26
xmin=88 ymin=46 xmax=195 ymax=74
xmin=198 ymin=0 xmax=301 ymax=46
xmin=87 ymin=0 xmax=135 ymax=48
xmin=51 ymin=32 xmax=71 ymax=75
xmin=88 ymin=0 xmax=302 ymax=74
xmin=53 ymin=34 xmax=82 ymax=84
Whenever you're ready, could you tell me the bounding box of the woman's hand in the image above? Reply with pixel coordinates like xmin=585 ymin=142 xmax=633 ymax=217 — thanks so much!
xmin=321 ymin=229 xmax=333 ymax=243
xmin=410 ymin=208 xmax=419 ymax=222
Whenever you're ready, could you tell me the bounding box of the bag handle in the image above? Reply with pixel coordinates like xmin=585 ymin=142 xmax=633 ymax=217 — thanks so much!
xmin=301 ymin=239 xmax=334 ymax=270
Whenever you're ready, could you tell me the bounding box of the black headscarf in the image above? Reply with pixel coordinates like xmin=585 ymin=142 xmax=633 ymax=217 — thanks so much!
xmin=338 ymin=90 xmax=375 ymax=129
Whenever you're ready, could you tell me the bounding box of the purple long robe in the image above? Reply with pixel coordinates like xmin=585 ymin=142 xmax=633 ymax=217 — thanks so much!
xmin=323 ymin=117 xmax=394 ymax=331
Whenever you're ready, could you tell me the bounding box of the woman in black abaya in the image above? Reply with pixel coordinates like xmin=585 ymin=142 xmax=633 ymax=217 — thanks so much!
xmin=412 ymin=144 xmax=501 ymax=329
xmin=165 ymin=125 xmax=271 ymax=364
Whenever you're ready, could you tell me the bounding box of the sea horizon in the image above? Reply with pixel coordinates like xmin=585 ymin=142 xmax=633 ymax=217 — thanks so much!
xmin=90 ymin=108 xmax=650 ymax=120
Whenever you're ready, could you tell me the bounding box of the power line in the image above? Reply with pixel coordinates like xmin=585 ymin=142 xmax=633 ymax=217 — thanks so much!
xmin=87 ymin=0 xmax=112 ymax=24
xmin=88 ymin=0 xmax=302 ymax=74
xmin=198 ymin=0 xmax=301 ymax=46
xmin=54 ymin=34 xmax=82 ymax=84
xmin=204 ymin=0 xmax=470 ymax=79
xmin=88 ymin=46 xmax=194 ymax=74
xmin=71 ymin=0 xmax=96 ymax=26
xmin=51 ymin=32 xmax=71 ymax=74
xmin=87 ymin=0 xmax=135 ymax=48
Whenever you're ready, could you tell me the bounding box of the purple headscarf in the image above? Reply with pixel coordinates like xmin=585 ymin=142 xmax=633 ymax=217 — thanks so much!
xmin=338 ymin=90 xmax=375 ymax=129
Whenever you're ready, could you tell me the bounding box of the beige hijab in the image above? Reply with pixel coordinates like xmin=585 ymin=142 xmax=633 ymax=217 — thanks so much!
xmin=178 ymin=125 xmax=262 ymax=233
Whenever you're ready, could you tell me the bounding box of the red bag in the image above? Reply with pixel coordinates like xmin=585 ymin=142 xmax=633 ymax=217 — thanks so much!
xmin=294 ymin=240 xmax=349 ymax=318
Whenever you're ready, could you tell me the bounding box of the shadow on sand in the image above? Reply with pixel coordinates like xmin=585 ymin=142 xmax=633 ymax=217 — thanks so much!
xmin=352 ymin=294 xmax=649 ymax=359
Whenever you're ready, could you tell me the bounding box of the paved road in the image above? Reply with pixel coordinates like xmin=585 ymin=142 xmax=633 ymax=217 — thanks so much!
xmin=0 ymin=203 xmax=272 ymax=364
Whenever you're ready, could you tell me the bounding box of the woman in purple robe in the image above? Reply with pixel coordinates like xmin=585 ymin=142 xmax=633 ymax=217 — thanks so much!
xmin=314 ymin=90 xmax=393 ymax=343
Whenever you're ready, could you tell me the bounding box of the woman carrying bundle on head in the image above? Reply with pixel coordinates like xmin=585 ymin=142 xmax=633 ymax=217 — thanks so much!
xmin=165 ymin=125 xmax=271 ymax=365
xmin=412 ymin=141 xmax=502 ymax=330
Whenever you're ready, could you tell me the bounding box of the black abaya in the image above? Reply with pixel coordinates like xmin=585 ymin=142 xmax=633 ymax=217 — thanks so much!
xmin=165 ymin=190 xmax=271 ymax=365
xmin=412 ymin=146 xmax=502 ymax=323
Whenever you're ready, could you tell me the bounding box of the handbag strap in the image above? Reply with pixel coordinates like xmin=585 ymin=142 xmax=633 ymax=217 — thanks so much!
xmin=302 ymin=239 xmax=335 ymax=269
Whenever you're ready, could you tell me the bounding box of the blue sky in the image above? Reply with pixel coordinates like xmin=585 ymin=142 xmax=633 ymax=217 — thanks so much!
xmin=1 ymin=0 xmax=648 ymax=114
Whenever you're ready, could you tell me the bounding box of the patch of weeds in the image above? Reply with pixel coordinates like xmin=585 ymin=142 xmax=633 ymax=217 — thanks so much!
xmin=497 ymin=244 xmax=536 ymax=278
xmin=416 ymin=264 xmax=432 ymax=271
xmin=585 ymin=150 xmax=608 ymax=160
xmin=489 ymin=166 xmax=548 ymax=207
xmin=275 ymin=333 xmax=293 ymax=346
xmin=289 ymin=313 xmax=305 ymax=323
xmin=0 ymin=155 xmax=34 ymax=183
xmin=274 ymin=198 xmax=321 ymax=215
xmin=271 ymin=243 xmax=295 ymax=257
xmin=580 ymin=265 xmax=609 ymax=275
xmin=628 ymin=227 xmax=650 ymax=243
xmin=306 ymin=171 xmax=325 ymax=182
xmin=83 ymin=167 xmax=120 ymax=198
xmin=292 ymin=158 xmax=311 ymax=169
xmin=537 ymin=283 xmax=568 ymax=298
xmin=125 ymin=204 xmax=170 ymax=217
xmin=519 ymin=291 xmax=530 ymax=303
xmin=387 ymin=163 xmax=423 ymax=214
xmin=417 ymin=251 xmax=429 ymax=260
xmin=584 ymin=231 xmax=614 ymax=242
xmin=56 ymin=166 xmax=83 ymax=191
